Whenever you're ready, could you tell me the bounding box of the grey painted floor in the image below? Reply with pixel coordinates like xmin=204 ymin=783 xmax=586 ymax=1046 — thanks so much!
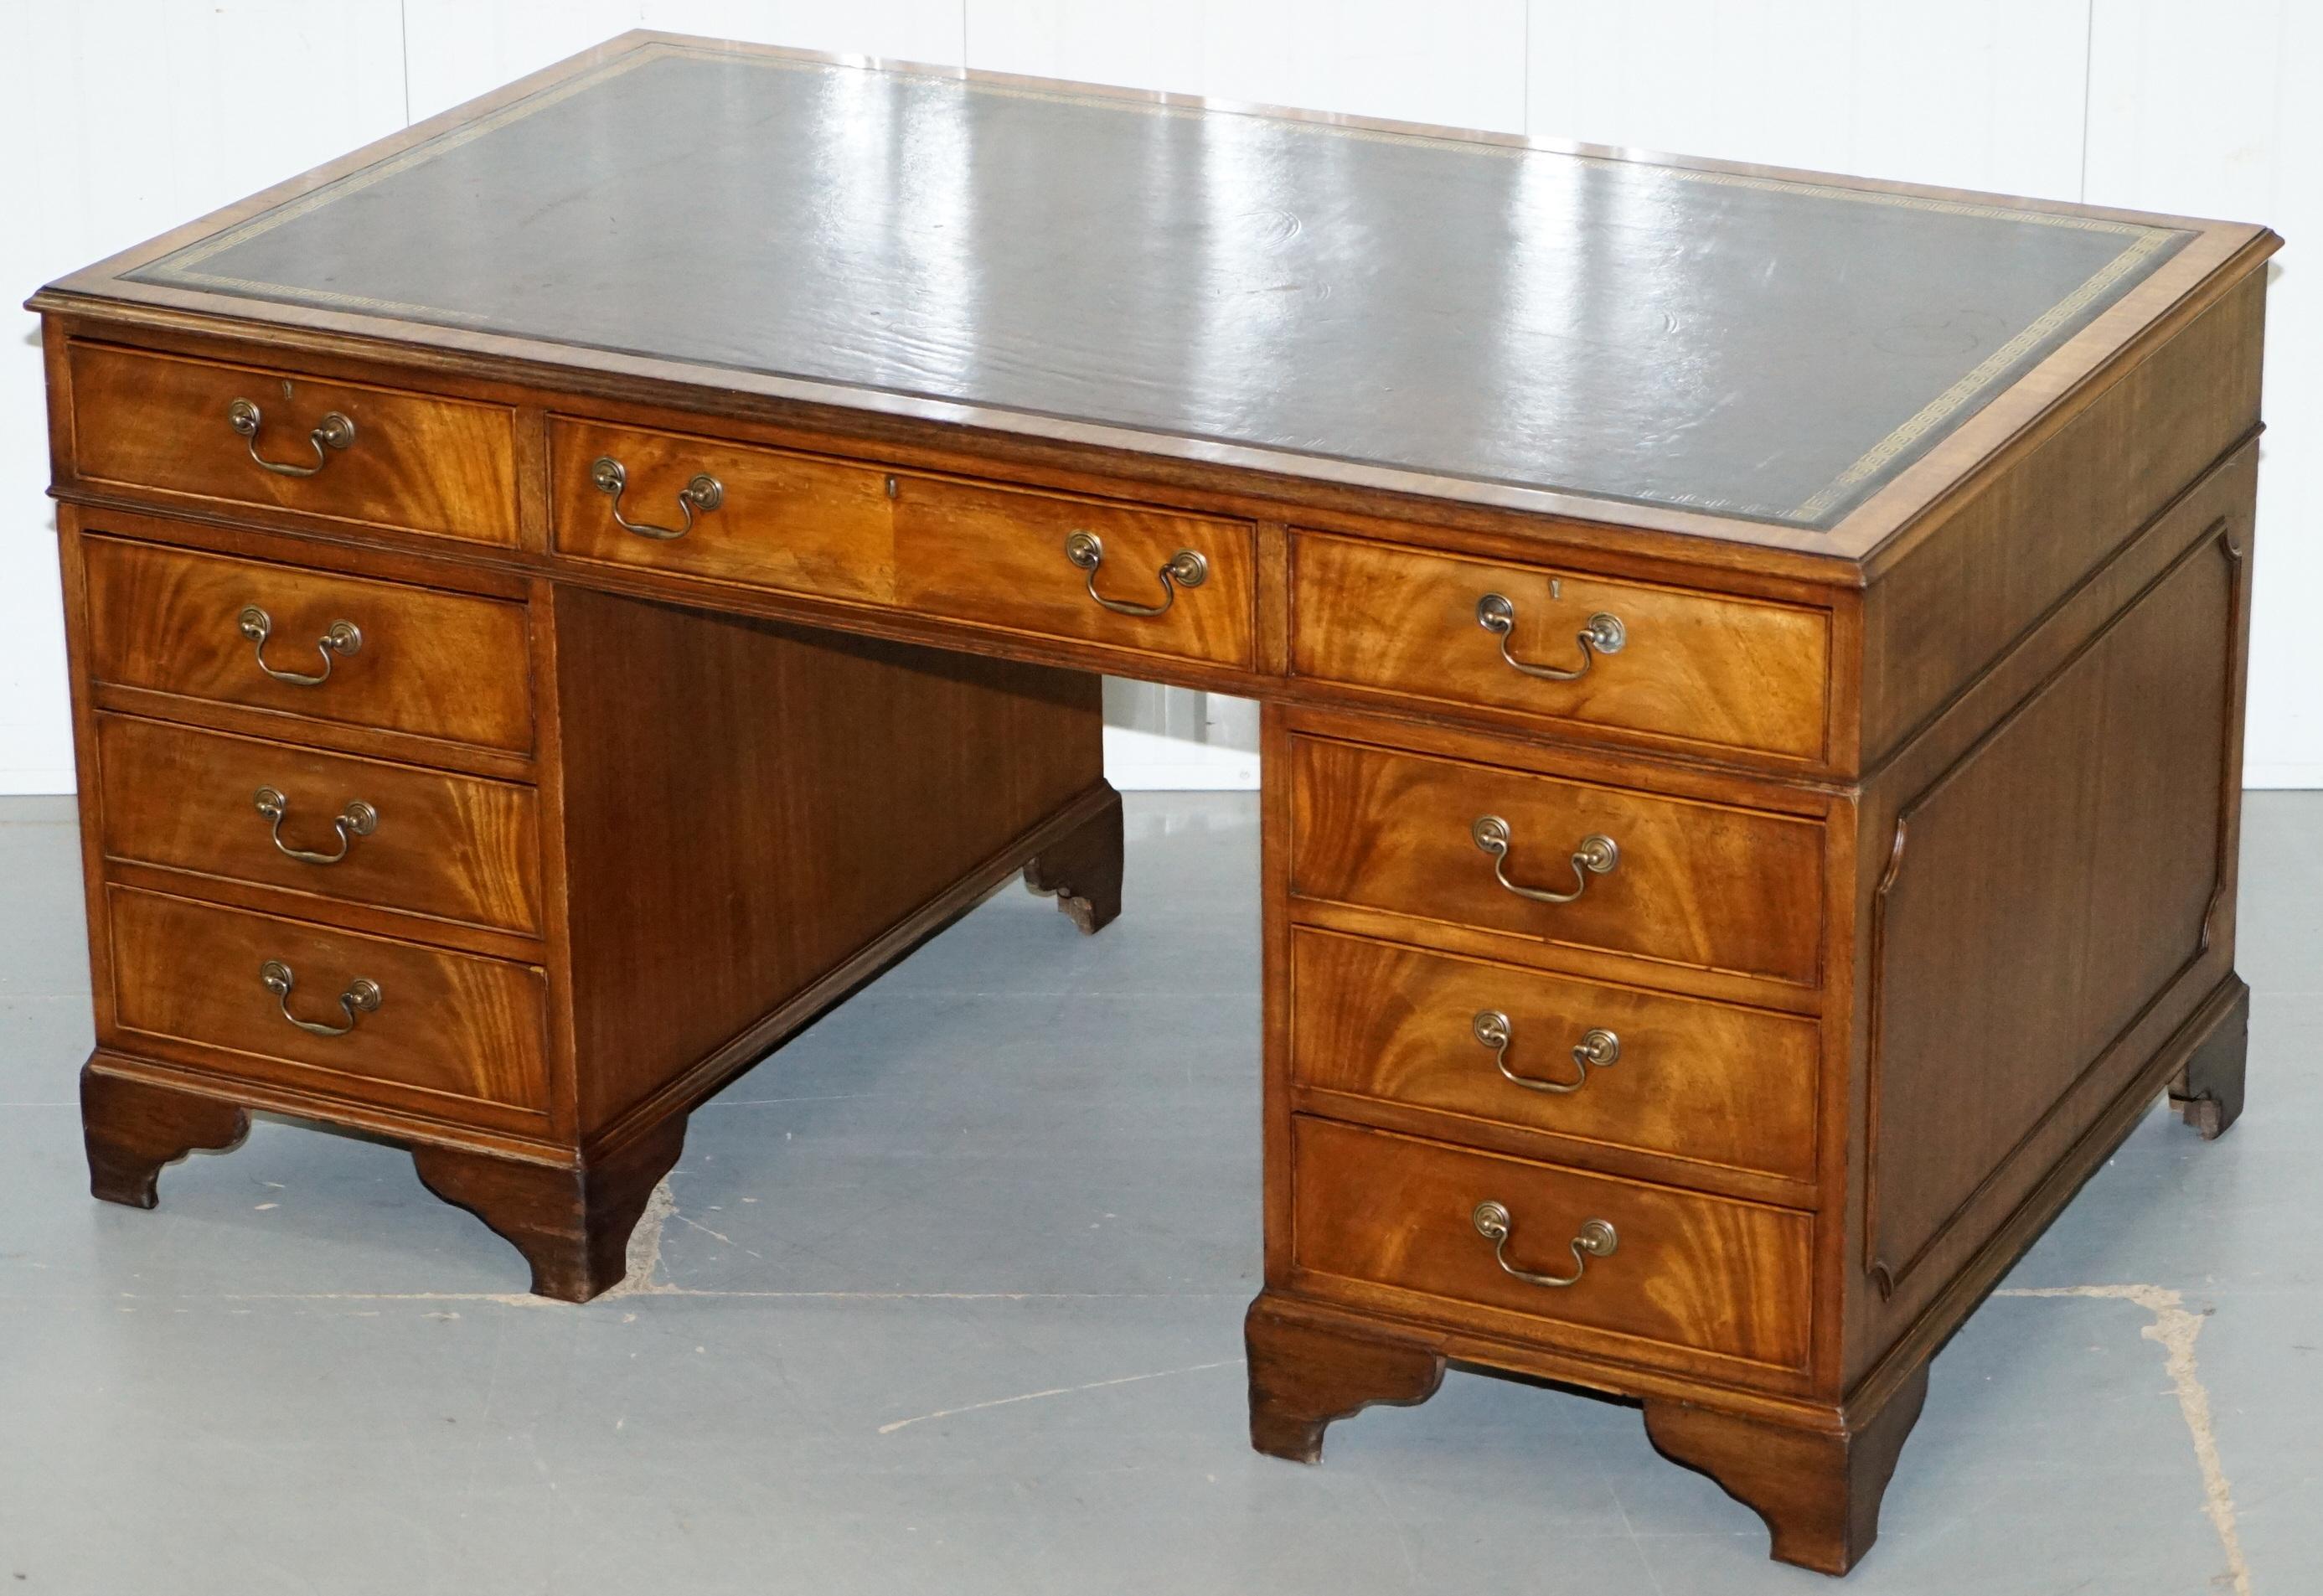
xmin=1 ymin=790 xmax=2317 ymax=1595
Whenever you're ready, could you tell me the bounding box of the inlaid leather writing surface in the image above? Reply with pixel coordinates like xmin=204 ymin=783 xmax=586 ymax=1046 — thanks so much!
xmin=125 ymin=41 xmax=2187 ymax=529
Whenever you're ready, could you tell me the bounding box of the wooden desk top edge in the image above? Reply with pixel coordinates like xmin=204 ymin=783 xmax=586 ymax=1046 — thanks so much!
xmin=29 ymin=29 xmax=2281 ymax=586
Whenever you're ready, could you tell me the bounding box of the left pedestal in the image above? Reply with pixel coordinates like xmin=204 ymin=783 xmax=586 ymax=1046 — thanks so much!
xmin=62 ymin=514 xmax=1115 ymax=1300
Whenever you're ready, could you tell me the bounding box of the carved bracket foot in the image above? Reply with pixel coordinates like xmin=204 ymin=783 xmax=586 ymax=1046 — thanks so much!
xmin=1023 ymin=782 xmax=1124 ymax=935
xmin=81 ymin=1061 xmax=252 ymax=1209
xmin=1245 ymin=1295 xmax=1447 ymax=1464
xmin=1644 ymin=1365 xmax=1929 ymax=1577
xmin=412 ymin=1117 xmax=687 ymax=1302
xmin=2169 ymin=975 xmax=2248 ymax=1140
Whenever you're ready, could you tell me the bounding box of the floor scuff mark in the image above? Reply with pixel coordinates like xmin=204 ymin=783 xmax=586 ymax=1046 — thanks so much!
xmin=598 ymin=1179 xmax=679 ymax=1300
xmin=1998 ymin=1284 xmax=2247 ymax=1595
xmin=876 ymin=1358 xmax=1244 ymax=1435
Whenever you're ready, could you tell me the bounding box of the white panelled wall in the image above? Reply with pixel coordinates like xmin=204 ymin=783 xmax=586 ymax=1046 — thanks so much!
xmin=2 ymin=2 xmax=2312 ymax=791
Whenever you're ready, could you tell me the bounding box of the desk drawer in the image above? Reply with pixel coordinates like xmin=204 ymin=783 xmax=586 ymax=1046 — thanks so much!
xmin=83 ymin=538 xmax=533 ymax=754
xmin=106 ymin=887 xmax=548 ymax=1114
xmin=70 ymin=343 xmax=519 ymax=545
xmin=1291 ymin=1116 xmax=1811 ymax=1371
xmin=1291 ymin=930 xmax=1817 ymax=1182
xmin=550 ymin=417 xmax=895 ymax=601
xmin=1288 ymin=736 xmax=1823 ymax=985
xmin=893 ymin=478 xmax=1256 ymax=669
xmin=96 ymin=715 xmax=541 ymax=937
xmin=1291 ymin=534 xmax=1830 ymax=761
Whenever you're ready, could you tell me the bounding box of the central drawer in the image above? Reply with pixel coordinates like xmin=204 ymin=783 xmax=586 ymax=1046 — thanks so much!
xmin=95 ymin=715 xmax=541 ymax=937
xmin=1288 ymin=736 xmax=1825 ymax=985
xmin=551 ymin=417 xmax=1256 ymax=667
xmin=1291 ymin=1116 xmax=1812 ymax=1371
xmin=106 ymin=887 xmax=549 ymax=1118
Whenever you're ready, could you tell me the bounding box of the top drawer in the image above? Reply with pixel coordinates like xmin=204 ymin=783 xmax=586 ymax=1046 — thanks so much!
xmin=69 ymin=344 xmax=519 ymax=546
xmin=81 ymin=538 xmax=533 ymax=755
xmin=1291 ymin=534 xmax=1830 ymax=762
xmin=1288 ymin=736 xmax=1824 ymax=987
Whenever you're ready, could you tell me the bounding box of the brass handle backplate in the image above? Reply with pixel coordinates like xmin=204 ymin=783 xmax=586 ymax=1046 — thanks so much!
xmin=228 ymin=397 xmax=355 ymax=478
xmin=1063 ymin=530 xmax=1207 ymax=617
xmin=253 ymin=787 xmax=379 ymax=866
xmin=1471 ymin=816 xmax=1618 ymax=904
xmin=1472 ymin=1010 xmax=1620 ymax=1094
xmin=237 ymin=607 xmax=361 ymax=687
xmin=1471 ymin=1202 xmax=1617 ymax=1289
xmin=1475 ymin=592 xmax=1624 ymax=681
xmin=259 ymin=959 xmax=381 ymax=1038
xmin=591 ymin=456 xmax=724 ymax=540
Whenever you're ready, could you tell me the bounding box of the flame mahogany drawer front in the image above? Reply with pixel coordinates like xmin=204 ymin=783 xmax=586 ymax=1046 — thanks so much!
xmin=1290 ymin=533 xmax=1833 ymax=762
xmin=81 ymin=537 xmax=534 ymax=754
xmin=1288 ymin=735 xmax=1825 ymax=986
xmin=550 ymin=416 xmax=896 ymax=599
xmin=1289 ymin=1115 xmax=1814 ymax=1372
xmin=552 ymin=416 xmax=1258 ymax=668
xmin=69 ymin=343 xmax=519 ymax=546
xmin=105 ymin=886 xmax=550 ymax=1117
xmin=1289 ymin=929 xmax=1819 ymax=1184
xmin=95 ymin=715 xmax=543 ymax=937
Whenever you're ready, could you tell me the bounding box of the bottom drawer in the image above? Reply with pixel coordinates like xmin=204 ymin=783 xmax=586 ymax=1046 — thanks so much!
xmin=1290 ymin=1116 xmax=1811 ymax=1371
xmin=106 ymin=887 xmax=549 ymax=1117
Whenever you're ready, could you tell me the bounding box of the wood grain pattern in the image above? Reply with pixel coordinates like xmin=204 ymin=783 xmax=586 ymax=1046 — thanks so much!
xmin=80 ymin=1061 xmax=252 ymax=1209
xmin=1291 ymin=531 xmax=1830 ymax=762
xmin=411 ymin=1117 xmax=686 ymax=1302
xmin=550 ymin=415 xmax=896 ymax=600
xmin=82 ymin=535 xmax=534 ymax=753
xmin=1856 ymin=273 xmax=2264 ymax=761
xmin=1288 ymin=735 xmax=1825 ymax=986
xmin=1021 ymin=783 xmax=1125 ymax=935
xmin=95 ymin=713 xmax=540 ymax=936
xmin=106 ymin=886 xmax=549 ymax=1116
xmin=1289 ymin=1116 xmax=1813 ymax=1371
xmin=1290 ymin=929 xmax=1818 ymax=1185
xmin=546 ymin=585 xmax=1107 ymax=1135
xmin=1863 ymin=524 xmax=2236 ymax=1295
xmin=1644 ymin=1365 xmax=1929 ymax=1577
xmin=1245 ymin=1293 xmax=1447 ymax=1464
xmin=2169 ymin=979 xmax=2248 ymax=1140
xmin=895 ymin=474 xmax=1257 ymax=668
xmin=70 ymin=341 xmax=519 ymax=545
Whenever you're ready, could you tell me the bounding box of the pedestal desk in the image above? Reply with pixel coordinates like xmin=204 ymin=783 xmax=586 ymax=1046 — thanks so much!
xmin=32 ymin=34 xmax=2277 ymax=1576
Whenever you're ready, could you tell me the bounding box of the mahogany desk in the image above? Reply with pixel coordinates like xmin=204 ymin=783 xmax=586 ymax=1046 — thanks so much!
xmin=32 ymin=34 xmax=2277 ymax=1576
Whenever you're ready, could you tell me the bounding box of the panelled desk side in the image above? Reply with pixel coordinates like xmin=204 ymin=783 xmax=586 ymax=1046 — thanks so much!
xmin=29 ymin=34 xmax=2279 ymax=1581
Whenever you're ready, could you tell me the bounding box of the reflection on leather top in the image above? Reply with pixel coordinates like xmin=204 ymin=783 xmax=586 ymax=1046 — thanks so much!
xmin=132 ymin=42 xmax=2189 ymax=529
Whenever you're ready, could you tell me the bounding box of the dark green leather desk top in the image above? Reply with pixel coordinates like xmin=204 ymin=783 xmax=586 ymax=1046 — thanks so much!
xmin=112 ymin=38 xmax=2191 ymax=532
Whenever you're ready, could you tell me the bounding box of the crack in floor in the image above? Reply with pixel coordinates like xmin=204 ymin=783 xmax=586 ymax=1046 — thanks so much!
xmin=1997 ymin=1284 xmax=2247 ymax=1595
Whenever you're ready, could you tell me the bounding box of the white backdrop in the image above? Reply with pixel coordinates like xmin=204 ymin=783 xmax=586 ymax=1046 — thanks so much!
xmin=3 ymin=1 xmax=2312 ymax=792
